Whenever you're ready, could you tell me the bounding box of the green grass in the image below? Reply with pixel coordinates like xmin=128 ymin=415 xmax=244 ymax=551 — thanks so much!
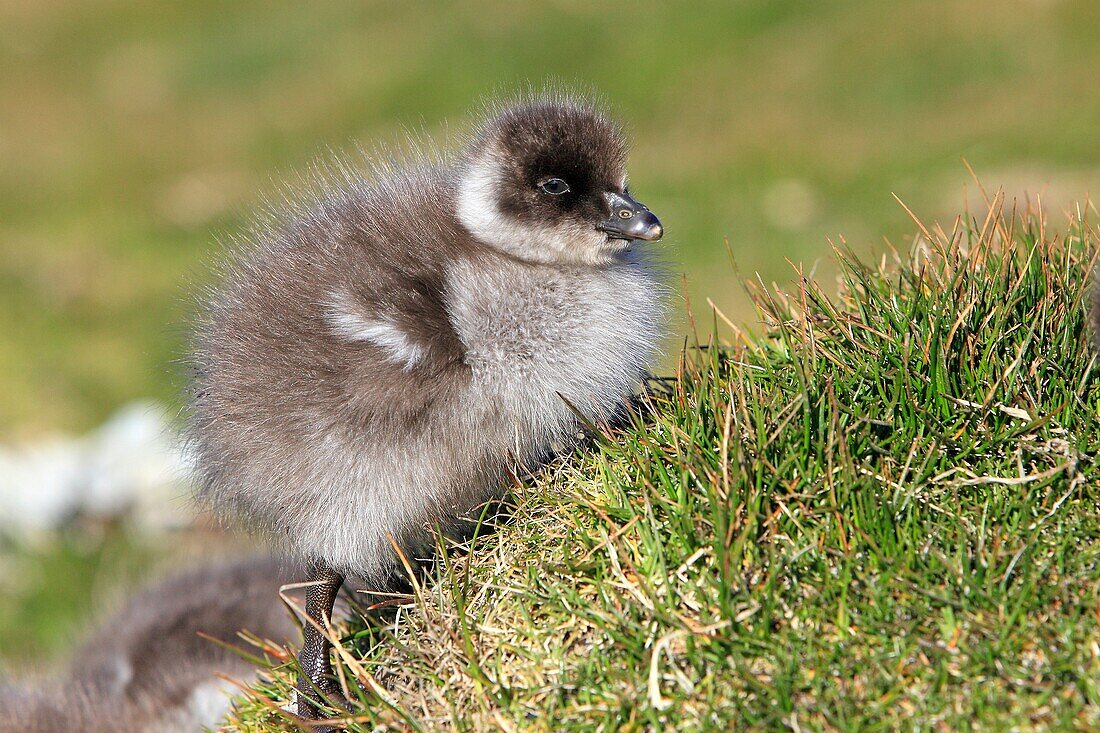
xmin=220 ymin=200 xmax=1100 ymax=731
xmin=4 ymin=1 xmax=1100 ymax=435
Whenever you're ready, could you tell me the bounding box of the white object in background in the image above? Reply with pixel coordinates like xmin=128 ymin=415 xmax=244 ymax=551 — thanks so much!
xmin=0 ymin=438 xmax=87 ymax=533
xmin=0 ymin=401 xmax=196 ymax=536
xmin=83 ymin=400 xmax=195 ymax=532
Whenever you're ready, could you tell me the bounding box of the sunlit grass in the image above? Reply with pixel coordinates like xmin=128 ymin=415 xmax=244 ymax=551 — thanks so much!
xmin=224 ymin=199 xmax=1100 ymax=731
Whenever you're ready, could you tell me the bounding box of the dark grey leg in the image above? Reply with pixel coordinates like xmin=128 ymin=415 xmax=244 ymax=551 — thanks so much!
xmin=295 ymin=562 xmax=347 ymax=724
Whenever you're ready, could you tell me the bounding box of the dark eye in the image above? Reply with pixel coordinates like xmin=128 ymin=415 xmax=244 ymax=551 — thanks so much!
xmin=539 ymin=178 xmax=570 ymax=195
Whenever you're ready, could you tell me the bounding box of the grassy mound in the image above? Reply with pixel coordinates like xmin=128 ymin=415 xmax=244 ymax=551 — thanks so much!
xmin=225 ymin=199 xmax=1100 ymax=731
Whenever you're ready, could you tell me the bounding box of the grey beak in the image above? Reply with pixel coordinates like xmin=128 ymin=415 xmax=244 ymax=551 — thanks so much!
xmin=597 ymin=191 xmax=663 ymax=242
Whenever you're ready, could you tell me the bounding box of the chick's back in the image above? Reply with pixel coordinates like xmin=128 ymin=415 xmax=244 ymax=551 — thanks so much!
xmin=189 ymin=163 xmax=476 ymax=565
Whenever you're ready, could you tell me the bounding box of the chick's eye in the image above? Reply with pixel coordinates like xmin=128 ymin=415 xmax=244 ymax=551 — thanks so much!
xmin=539 ymin=178 xmax=570 ymax=195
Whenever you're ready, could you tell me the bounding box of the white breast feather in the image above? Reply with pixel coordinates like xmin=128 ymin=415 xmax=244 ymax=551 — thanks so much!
xmin=324 ymin=291 xmax=425 ymax=370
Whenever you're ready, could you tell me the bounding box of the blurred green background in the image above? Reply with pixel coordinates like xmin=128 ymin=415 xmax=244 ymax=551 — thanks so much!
xmin=2 ymin=0 xmax=1100 ymax=666
xmin=3 ymin=0 xmax=1100 ymax=438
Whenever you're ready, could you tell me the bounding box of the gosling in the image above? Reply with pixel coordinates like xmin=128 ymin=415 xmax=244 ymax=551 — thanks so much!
xmin=187 ymin=92 xmax=667 ymax=719
xmin=0 ymin=556 xmax=300 ymax=733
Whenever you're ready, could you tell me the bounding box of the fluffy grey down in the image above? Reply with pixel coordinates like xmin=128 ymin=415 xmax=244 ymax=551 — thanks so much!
xmin=0 ymin=556 xmax=300 ymax=733
xmin=187 ymin=93 xmax=669 ymax=583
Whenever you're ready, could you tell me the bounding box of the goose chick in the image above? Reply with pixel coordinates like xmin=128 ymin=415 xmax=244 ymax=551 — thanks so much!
xmin=0 ymin=556 xmax=300 ymax=733
xmin=188 ymin=93 xmax=667 ymax=719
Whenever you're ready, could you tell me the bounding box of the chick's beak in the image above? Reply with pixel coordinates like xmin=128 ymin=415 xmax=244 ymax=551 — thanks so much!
xmin=597 ymin=191 xmax=663 ymax=242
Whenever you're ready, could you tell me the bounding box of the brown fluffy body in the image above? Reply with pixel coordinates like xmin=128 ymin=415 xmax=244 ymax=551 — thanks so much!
xmin=0 ymin=556 xmax=300 ymax=733
xmin=187 ymin=94 xmax=667 ymax=582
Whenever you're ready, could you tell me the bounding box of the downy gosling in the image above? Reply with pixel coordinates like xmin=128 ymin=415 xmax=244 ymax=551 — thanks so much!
xmin=188 ymin=93 xmax=668 ymax=720
xmin=0 ymin=556 xmax=299 ymax=733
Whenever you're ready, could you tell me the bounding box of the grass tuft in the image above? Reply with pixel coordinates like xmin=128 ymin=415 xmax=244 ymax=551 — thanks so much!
xmin=225 ymin=197 xmax=1100 ymax=731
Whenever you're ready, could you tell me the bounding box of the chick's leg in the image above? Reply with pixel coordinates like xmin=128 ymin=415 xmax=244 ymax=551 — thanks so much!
xmin=295 ymin=562 xmax=348 ymax=723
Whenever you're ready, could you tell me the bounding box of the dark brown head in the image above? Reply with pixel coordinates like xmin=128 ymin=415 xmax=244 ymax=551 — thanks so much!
xmin=457 ymin=95 xmax=662 ymax=266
